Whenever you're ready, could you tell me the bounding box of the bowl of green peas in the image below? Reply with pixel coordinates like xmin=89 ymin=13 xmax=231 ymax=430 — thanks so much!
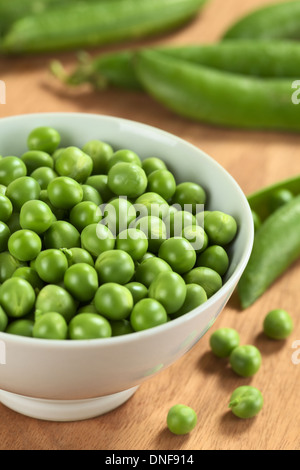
xmin=0 ymin=113 xmax=254 ymax=421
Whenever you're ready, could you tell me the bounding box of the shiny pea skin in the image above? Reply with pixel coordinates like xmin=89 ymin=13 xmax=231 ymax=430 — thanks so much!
xmin=230 ymin=345 xmax=262 ymax=378
xmin=158 ymin=237 xmax=196 ymax=274
xmin=35 ymin=284 xmax=77 ymax=323
xmin=110 ymin=319 xmax=134 ymax=337
xmin=69 ymin=201 xmax=102 ymax=232
xmin=85 ymin=175 xmax=114 ymax=202
xmin=64 ymin=263 xmax=99 ymax=302
xmin=65 ymin=247 xmax=94 ymax=267
xmin=263 ymin=309 xmax=294 ymax=340
xmin=142 ymin=157 xmax=167 ymax=176
xmin=0 ymin=251 xmax=25 ymax=283
xmin=35 ymin=249 xmax=69 ymax=283
xmin=172 ymin=182 xmax=206 ymax=214
xmin=125 ymin=282 xmax=148 ymax=304
xmin=135 ymin=192 xmax=169 ymax=219
xmin=0 ymin=277 xmax=36 ymax=318
xmin=20 ymin=200 xmax=54 ymax=234
xmin=116 ymin=228 xmax=148 ymax=261
xmin=94 ymin=283 xmax=133 ymax=321
xmin=12 ymin=267 xmax=44 ymax=291
xmin=55 ymin=146 xmax=93 ymax=183
xmin=210 ymin=328 xmax=240 ymax=358
xmin=30 ymin=166 xmax=58 ymax=190
xmin=8 ymin=229 xmax=42 ymax=261
xmin=148 ymin=271 xmax=187 ymax=314
xmin=82 ymin=140 xmax=114 ymax=175
xmin=171 ymin=283 xmax=207 ymax=319
xmin=68 ymin=313 xmax=112 ymax=340
xmin=21 ymin=150 xmax=54 ymax=174
xmin=95 ymin=249 xmax=135 ymax=285
xmin=108 ymin=162 xmax=147 ymax=198
xmin=204 ymin=211 xmax=237 ymax=246
xmin=135 ymin=256 xmax=172 ymax=288
xmin=0 ymin=156 xmax=27 ymax=186
xmin=147 ymin=169 xmax=176 ymax=200
xmin=33 ymin=312 xmax=68 ymax=340
xmin=81 ymin=184 xmax=103 ymax=205
xmin=130 ymin=298 xmax=167 ymax=331
xmin=167 ymin=404 xmax=197 ymax=435
xmin=0 ymin=306 xmax=8 ymax=332
xmin=47 ymin=176 xmax=83 ymax=210
xmin=229 ymin=386 xmax=264 ymax=419
xmin=184 ymin=267 xmax=222 ymax=298
xmin=6 ymin=319 xmax=34 ymax=337
xmin=6 ymin=176 xmax=41 ymax=211
xmin=107 ymin=149 xmax=142 ymax=170
xmin=197 ymin=245 xmax=229 ymax=277
xmin=0 ymin=194 xmax=13 ymax=222
xmin=44 ymin=221 xmax=81 ymax=249
xmin=27 ymin=126 xmax=61 ymax=154
xmin=81 ymin=223 xmax=115 ymax=257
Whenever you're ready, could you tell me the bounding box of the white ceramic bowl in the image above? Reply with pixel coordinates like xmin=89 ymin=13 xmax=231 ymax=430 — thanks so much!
xmin=0 ymin=113 xmax=253 ymax=421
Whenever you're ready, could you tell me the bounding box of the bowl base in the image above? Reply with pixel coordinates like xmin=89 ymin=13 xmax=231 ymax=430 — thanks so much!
xmin=0 ymin=387 xmax=139 ymax=422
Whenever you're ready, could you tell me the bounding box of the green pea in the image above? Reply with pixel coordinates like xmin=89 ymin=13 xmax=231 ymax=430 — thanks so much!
xmin=0 ymin=222 xmax=10 ymax=252
xmin=0 ymin=156 xmax=27 ymax=186
xmin=269 ymin=188 xmax=294 ymax=213
xmin=230 ymin=345 xmax=262 ymax=378
xmin=6 ymin=319 xmax=34 ymax=337
xmin=65 ymin=247 xmax=94 ymax=267
xmin=125 ymin=282 xmax=148 ymax=304
xmin=55 ymin=146 xmax=93 ymax=183
xmin=82 ymin=140 xmax=114 ymax=175
xmin=21 ymin=150 xmax=54 ymax=174
xmin=27 ymin=126 xmax=61 ymax=154
xmin=12 ymin=267 xmax=44 ymax=291
xmin=39 ymin=189 xmax=67 ymax=221
xmin=167 ymin=404 xmax=197 ymax=435
xmin=135 ymin=192 xmax=169 ymax=219
xmin=110 ymin=319 xmax=134 ymax=337
xmin=147 ymin=170 xmax=176 ymax=200
xmin=204 ymin=211 xmax=238 ymax=246
xmin=104 ymin=198 xmax=136 ymax=235
xmin=140 ymin=252 xmax=156 ymax=262
xmin=171 ymin=283 xmax=207 ymax=319
xmin=94 ymin=283 xmax=133 ymax=321
xmin=35 ymin=284 xmax=77 ymax=323
xmin=184 ymin=267 xmax=222 ymax=298
xmin=20 ymin=200 xmax=54 ymax=234
xmin=47 ymin=176 xmax=83 ymax=210
xmin=134 ymin=216 xmax=167 ymax=253
xmin=33 ymin=312 xmax=68 ymax=340
xmin=149 ymin=271 xmax=187 ymax=314
xmin=0 ymin=277 xmax=36 ymax=318
xmin=210 ymin=328 xmax=240 ymax=358
xmin=107 ymin=149 xmax=142 ymax=170
xmin=0 ymin=251 xmax=25 ymax=283
xmin=0 ymin=306 xmax=8 ymax=332
xmin=30 ymin=166 xmax=58 ymax=189
xmin=172 ymin=182 xmax=206 ymax=214
xmin=8 ymin=229 xmax=42 ymax=261
xmin=81 ymin=184 xmax=103 ymax=206
xmin=130 ymin=298 xmax=167 ymax=331
xmin=68 ymin=313 xmax=112 ymax=340
xmin=85 ymin=175 xmax=114 ymax=202
xmin=164 ymin=210 xmax=197 ymax=237
xmin=197 ymin=245 xmax=229 ymax=277
xmin=263 ymin=309 xmax=294 ymax=340
xmin=64 ymin=263 xmax=99 ymax=302
xmin=229 ymin=386 xmax=264 ymax=419
xmin=158 ymin=237 xmax=196 ymax=274
xmin=81 ymin=223 xmax=115 ymax=257
xmin=95 ymin=249 xmax=135 ymax=285
xmin=0 ymin=184 xmax=7 ymax=195
xmin=6 ymin=176 xmax=41 ymax=211
xmin=70 ymin=201 xmax=102 ymax=232
xmin=44 ymin=221 xmax=81 ymax=250
xmin=77 ymin=304 xmax=98 ymax=314
xmin=0 ymin=194 xmax=13 ymax=223
xmin=116 ymin=228 xmax=148 ymax=261
xmin=182 ymin=225 xmax=208 ymax=254
xmin=108 ymin=162 xmax=147 ymax=198
xmin=35 ymin=249 xmax=68 ymax=284
xmin=142 ymin=157 xmax=167 ymax=176
xmin=135 ymin=256 xmax=172 ymax=288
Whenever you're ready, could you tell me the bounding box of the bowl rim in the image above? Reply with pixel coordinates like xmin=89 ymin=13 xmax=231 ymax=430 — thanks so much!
xmin=0 ymin=112 xmax=254 ymax=348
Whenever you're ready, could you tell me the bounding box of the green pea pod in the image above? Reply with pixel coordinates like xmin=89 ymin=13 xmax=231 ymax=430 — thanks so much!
xmin=134 ymin=49 xmax=300 ymax=132
xmin=223 ymin=0 xmax=300 ymax=40
xmin=238 ymin=195 xmax=300 ymax=309
xmin=1 ymin=0 xmax=208 ymax=54
xmin=248 ymin=174 xmax=300 ymax=223
xmin=51 ymin=40 xmax=300 ymax=91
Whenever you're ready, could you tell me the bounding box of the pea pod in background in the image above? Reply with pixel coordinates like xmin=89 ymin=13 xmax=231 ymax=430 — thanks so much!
xmin=238 ymin=190 xmax=300 ymax=309
xmin=223 ymin=0 xmax=300 ymax=40
xmin=51 ymin=40 xmax=300 ymax=90
xmin=133 ymin=49 xmax=300 ymax=132
xmin=1 ymin=0 xmax=208 ymax=54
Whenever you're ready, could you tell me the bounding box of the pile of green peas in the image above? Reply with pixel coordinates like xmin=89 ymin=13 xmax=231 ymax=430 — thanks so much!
xmin=0 ymin=126 xmax=238 ymax=341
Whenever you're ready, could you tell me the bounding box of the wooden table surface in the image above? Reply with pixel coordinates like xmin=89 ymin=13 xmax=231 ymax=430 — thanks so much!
xmin=1 ymin=0 xmax=300 ymax=451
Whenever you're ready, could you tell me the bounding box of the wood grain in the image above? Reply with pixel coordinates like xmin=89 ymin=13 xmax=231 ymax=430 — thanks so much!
xmin=1 ymin=0 xmax=300 ymax=451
